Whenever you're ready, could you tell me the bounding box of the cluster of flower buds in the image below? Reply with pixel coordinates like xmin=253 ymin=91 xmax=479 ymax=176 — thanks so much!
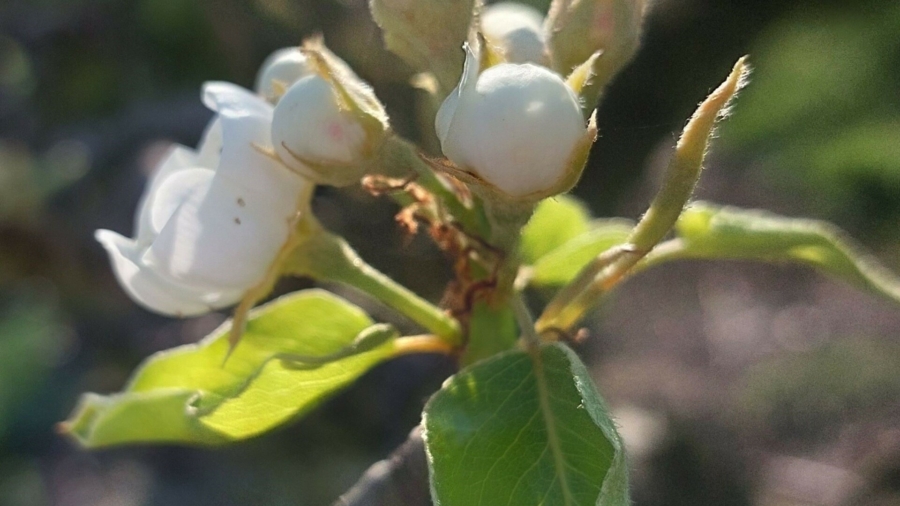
xmin=97 ymin=1 xmax=646 ymax=316
xmin=96 ymin=42 xmax=387 ymax=316
xmin=427 ymin=0 xmax=645 ymax=204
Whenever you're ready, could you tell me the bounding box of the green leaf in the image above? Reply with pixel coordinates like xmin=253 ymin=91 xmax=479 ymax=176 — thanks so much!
xmin=650 ymin=202 xmax=900 ymax=304
xmin=423 ymin=343 xmax=628 ymax=506
xmin=62 ymin=289 xmax=398 ymax=448
xmin=521 ymin=195 xmax=593 ymax=264
xmin=529 ymin=219 xmax=634 ymax=286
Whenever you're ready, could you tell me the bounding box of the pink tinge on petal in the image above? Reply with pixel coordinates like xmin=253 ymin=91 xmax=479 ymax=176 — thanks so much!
xmin=327 ymin=122 xmax=346 ymax=143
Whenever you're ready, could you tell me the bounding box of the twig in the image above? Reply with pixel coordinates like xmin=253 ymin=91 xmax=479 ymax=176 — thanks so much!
xmin=331 ymin=427 xmax=431 ymax=506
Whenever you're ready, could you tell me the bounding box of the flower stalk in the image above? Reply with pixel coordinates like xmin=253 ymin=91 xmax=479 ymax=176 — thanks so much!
xmin=286 ymin=224 xmax=463 ymax=346
xmin=537 ymin=56 xmax=749 ymax=333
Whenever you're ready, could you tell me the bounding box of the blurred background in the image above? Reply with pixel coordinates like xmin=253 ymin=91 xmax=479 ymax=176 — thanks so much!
xmin=0 ymin=0 xmax=899 ymax=504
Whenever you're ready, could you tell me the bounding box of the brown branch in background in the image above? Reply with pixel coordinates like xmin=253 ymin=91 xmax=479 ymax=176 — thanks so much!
xmin=332 ymin=427 xmax=431 ymax=506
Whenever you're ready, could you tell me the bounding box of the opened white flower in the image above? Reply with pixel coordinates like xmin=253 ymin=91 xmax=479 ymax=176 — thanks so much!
xmin=96 ymin=82 xmax=311 ymax=316
xmin=435 ymin=44 xmax=592 ymax=201
xmin=481 ymin=2 xmax=548 ymax=65
xmin=254 ymin=47 xmax=314 ymax=103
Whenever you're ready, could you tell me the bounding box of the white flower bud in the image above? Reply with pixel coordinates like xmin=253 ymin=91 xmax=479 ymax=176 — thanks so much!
xmin=435 ymin=45 xmax=592 ymax=201
xmin=546 ymin=0 xmax=644 ymax=80
xmin=96 ymin=83 xmax=312 ymax=316
xmin=270 ymin=39 xmax=389 ymax=186
xmin=481 ymin=2 xmax=549 ymax=65
xmin=254 ymin=47 xmax=314 ymax=103
xmin=272 ymin=75 xmax=367 ymax=169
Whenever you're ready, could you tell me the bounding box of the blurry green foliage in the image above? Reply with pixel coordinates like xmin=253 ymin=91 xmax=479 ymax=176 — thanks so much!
xmin=0 ymin=36 xmax=34 ymax=98
xmin=0 ymin=141 xmax=89 ymax=224
xmin=661 ymin=203 xmax=900 ymax=305
xmin=27 ymin=0 xmax=230 ymax=123
xmin=0 ymin=296 xmax=67 ymax=441
xmin=722 ymin=0 xmax=900 ymax=237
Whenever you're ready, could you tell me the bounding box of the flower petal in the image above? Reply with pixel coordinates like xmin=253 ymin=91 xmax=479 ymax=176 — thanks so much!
xmin=145 ymin=174 xmax=297 ymax=292
xmin=95 ymin=230 xmax=241 ymax=316
xmin=216 ymin=105 xmax=309 ymax=204
xmin=148 ymin=167 xmax=216 ymax=237
xmin=435 ymin=43 xmax=479 ymax=145
xmin=272 ymin=75 xmax=366 ymax=167
xmin=202 ymin=81 xmax=272 ymax=121
xmin=134 ymin=146 xmax=202 ymax=248
xmin=196 ymin=117 xmax=223 ymax=169
xmin=481 ymin=2 xmax=548 ymax=65
xmin=254 ymin=47 xmax=313 ymax=102
xmin=438 ymin=60 xmax=586 ymax=198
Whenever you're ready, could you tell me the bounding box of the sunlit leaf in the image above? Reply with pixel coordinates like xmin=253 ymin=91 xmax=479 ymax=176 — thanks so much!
xmin=423 ymin=343 xmax=628 ymax=506
xmin=521 ymin=195 xmax=593 ymax=264
xmin=645 ymin=202 xmax=900 ymax=304
xmin=62 ymin=289 xmax=398 ymax=448
xmin=529 ymin=219 xmax=634 ymax=286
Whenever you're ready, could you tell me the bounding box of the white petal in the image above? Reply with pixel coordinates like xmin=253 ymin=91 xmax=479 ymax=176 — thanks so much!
xmin=481 ymin=2 xmax=547 ymax=65
xmin=272 ymin=75 xmax=366 ymax=167
xmin=482 ymin=2 xmax=544 ymax=35
xmin=148 ymin=168 xmax=216 ymax=236
xmin=195 ymin=117 xmax=223 ymax=169
xmin=145 ymin=174 xmax=297 ymax=292
xmin=254 ymin=47 xmax=313 ymax=102
xmin=134 ymin=146 xmax=201 ymax=248
xmin=198 ymin=81 xmax=307 ymax=226
xmin=202 ymin=81 xmax=272 ymax=120
xmin=435 ymin=44 xmax=479 ymax=145
xmin=216 ymin=107 xmax=309 ymax=204
xmin=95 ymin=230 xmax=241 ymax=316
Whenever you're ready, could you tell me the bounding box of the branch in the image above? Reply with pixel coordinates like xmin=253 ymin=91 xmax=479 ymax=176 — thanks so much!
xmin=332 ymin=427 xmax=432 ymax=506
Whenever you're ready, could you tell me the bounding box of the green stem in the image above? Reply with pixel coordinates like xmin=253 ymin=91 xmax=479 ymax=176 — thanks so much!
xmin=289 ymin=228 xmax=463 ymax=346
xmin=376 ymin=135 xmax=488 ymax=236
xmin=512 ymin=294 xmax=541 ymax=351
xmin=536 ymin=58 xmax=748 ymax=333
xmin=481 ymin=197 xmax=536 ymax=305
